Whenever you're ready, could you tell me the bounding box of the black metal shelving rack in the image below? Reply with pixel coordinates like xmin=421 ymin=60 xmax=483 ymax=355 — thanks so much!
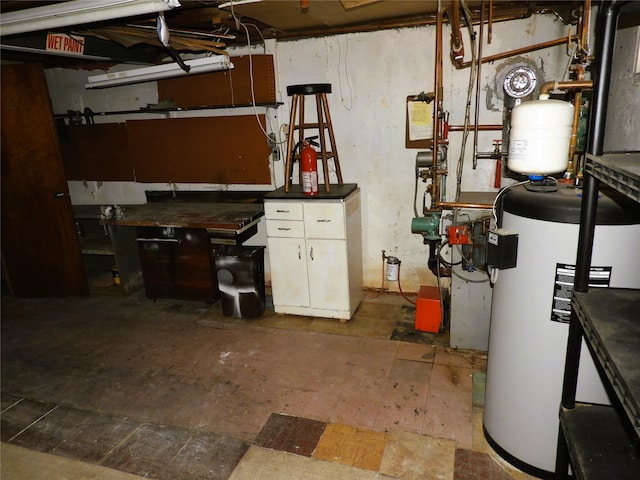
xmin=555 ymin=2 xmax=640 ymax=479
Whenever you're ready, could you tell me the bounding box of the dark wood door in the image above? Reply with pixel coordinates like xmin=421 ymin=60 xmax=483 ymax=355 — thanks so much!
xmin=1 ymin=63 xmax=88 ymax=297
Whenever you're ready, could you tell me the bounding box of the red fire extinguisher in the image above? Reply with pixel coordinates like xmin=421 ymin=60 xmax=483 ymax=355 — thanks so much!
xmin=300 ymin=137 xmax=319 ymax=196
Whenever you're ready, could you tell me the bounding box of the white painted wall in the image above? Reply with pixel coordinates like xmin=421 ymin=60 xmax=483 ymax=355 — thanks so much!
xmin=45 ymin=13 xmax=575 ymax=292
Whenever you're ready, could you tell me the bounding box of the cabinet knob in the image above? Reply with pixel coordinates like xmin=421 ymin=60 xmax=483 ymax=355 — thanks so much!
xmin=53 ymin=192 xmax=66 ymax=198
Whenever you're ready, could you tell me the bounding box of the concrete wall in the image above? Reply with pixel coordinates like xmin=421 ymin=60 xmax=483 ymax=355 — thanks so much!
xmin=45 ymin=13 xmax=574 ymax=292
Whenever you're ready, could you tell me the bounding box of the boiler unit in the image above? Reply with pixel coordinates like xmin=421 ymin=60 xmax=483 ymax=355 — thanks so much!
xmin=483 ymin=185 xmax=640 ymax=478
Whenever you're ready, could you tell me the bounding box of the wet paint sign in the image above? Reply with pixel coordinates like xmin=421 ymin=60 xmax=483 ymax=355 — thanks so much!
xmin=46 ymin=33 xmax=85 ymax=55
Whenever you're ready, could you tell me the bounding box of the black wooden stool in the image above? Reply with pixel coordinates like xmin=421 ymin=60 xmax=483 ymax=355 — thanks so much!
xmin=284 ymin=83 xmax=343 ymax=192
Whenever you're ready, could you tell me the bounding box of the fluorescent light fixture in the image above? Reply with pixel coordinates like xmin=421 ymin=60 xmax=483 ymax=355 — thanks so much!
xmin=1 ymin=42 xmax=113 ymax=62
xmin=0 ymin=0 xmax=181 ymax=37
xmin=218 ymin=0 xmax=263 ymax=8
xmin=85 ymin=55 xmax=234 ymax=88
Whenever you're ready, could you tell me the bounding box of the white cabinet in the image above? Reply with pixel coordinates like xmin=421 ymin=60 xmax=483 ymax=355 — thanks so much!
xmin=264 ymin=188 xmax=362 ymax=320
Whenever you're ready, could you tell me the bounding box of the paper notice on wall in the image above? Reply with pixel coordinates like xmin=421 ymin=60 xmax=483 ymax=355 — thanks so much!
xmin=407 ymin=100 xmax=433 ymax=140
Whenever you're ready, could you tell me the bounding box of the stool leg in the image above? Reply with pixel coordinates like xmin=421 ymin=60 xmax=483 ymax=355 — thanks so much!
xmin=284 ymin=95 xmax=299 ymax=192
xmin=322 ymin=93 xmax=343 ymax=185
xmin=297 ymin=96 xmax=306 ymax=187
xmin=315 ymin=94 xmax=331 ymax=192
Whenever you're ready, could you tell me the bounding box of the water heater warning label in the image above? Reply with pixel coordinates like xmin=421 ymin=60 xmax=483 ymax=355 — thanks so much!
xmin=551 ymin=263 xmax=612 ymax=323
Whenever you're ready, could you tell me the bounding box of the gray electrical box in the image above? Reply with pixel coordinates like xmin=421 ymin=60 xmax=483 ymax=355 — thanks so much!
xmin=487 ymin=229 xmax=518 ymax=269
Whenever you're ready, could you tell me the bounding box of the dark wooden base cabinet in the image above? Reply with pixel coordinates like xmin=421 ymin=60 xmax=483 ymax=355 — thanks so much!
xmin=136 ymin=227 xmax=219 ymax=303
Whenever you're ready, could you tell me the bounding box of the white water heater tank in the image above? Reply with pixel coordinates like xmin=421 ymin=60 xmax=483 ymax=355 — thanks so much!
xmin=508 ymin=95 xmax=574 ymax=177
xmin=484 ymin=185 xmax=640 ymax=478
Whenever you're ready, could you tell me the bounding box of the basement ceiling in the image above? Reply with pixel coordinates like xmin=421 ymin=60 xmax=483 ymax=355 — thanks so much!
xmin=0 ymin=0 xmax=580 ymax=68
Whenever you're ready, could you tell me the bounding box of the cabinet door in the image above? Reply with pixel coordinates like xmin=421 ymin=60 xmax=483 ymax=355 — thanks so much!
xmin=307 ymin=239 xmax=350 ymax=311
xmin=1 ymin=63 xmax=88 ymax=297
xmin=268 ymin=237 xmax=310 ymax=307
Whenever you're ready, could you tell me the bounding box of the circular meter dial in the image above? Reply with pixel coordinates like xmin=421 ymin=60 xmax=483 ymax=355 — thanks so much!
xmin=504 ymin=66 xmax=537 ymax=99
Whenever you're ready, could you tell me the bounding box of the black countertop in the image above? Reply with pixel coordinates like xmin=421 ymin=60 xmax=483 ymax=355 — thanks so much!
xmin=264 ymin=183 xmax=358 ymax=200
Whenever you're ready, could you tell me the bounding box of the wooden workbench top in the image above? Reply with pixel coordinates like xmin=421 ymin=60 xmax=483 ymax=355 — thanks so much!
xmin=105 ymin=202 xmax=264 ymax=230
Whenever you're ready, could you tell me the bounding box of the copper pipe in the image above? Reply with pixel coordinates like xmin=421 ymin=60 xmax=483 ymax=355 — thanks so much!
xmin=431 ymin=1 xmax=444 ymax=208
xmin=581 ymin=0 xmax=591 ymax=56
xmin=456 ymin=35 xmax=578 ymax=69
xmin=449 ymin=124 xmax=502 ymax=131
xmin=436 ymin=201 xmax=493 ymax=209
xmin=539 ymin=80 xmax=593 ymax=95
xmin=564 ymin=65 xmax=586 ymax=176
xmin=488 ymin=0 xmax=493 ymax=43
xmin=449 ymin=0 xmax=464 ymax=66
xmin=473 ymin=0 xmax=486 ymax=169
xmin=567 ymin=91 xmax=582 ymax=175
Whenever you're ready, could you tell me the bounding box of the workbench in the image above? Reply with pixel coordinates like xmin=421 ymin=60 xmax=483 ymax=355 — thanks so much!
xmin=102 ymin=202 xmax=264 ymax=301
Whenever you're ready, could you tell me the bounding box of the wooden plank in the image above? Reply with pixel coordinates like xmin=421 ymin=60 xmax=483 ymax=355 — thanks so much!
xmin=60 ymin=123 xmax=134 ymax=181
xmin=129 ymin=116 xmax=272 ymax=184
xmin=157 ymin=55 xmax=276 ymax=108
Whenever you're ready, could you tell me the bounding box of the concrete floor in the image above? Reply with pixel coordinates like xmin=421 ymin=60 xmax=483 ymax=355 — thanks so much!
xmin=1 ymin=290 xmax=535 ymax=480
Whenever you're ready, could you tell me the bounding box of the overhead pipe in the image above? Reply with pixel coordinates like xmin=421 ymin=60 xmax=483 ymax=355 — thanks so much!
xmin=472 ymin=0 xmax=486 ymax=169
xmin=456 ymin=35 xmax=578 ymax=69
xmin=539 ymin=79 xmax=593 ymax=95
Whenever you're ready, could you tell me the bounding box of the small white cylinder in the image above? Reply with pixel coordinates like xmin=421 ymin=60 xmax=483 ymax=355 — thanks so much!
xmin=386 ymin=257 xmax=400 ymax=281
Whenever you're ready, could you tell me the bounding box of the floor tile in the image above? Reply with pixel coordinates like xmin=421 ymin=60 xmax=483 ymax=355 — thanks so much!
xmin=253 ymin=413 xmax=327 ymax=457
xmin=379 ymin=430 xmax=456 ymax=480
xmin=472 ymin=372 xmax=486 ymax=408
xmin=434 ymin=346 xmax=474 ymax=369
xmin=390 ymin=321 xmax=439 ymax=345
xmin=10 ymin=405 xmax=139 ymax=463
xmin=472 ymin=407 xmax=491 ymax=454
xmin=422 ymin=363 xmax=473 ymax=449
xmin=453 ymin=448 xmax=512 ymax=480
xmin=313 ymin=423 xmax=387 ymax=471
xmin=1 ymin=443 xmax=146 ymax=480
xmin=396 ymin=342 xmax=436 ymax=363
xmin=102 ymin=422 xmax=249 ymax=480
xmin=228 ymin=445 xmax=310 ymax=480
xmin=0 ymin=398 xmax=57 ymax=443
xmin=302 ymin=456 xmax=383 ymax=480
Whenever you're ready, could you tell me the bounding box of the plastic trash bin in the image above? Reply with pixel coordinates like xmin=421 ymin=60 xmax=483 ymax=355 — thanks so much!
xmin=213 ymin=245 xmax=265 ymax=318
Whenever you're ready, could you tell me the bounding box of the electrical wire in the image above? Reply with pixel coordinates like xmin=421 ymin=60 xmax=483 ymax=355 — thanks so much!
xmin=491 ymin=179 xmax=530 ymax=227
xmin=454 ymin=0 xmax=479 ymax=206
xmin=396 ymin=263 xmax=416 ymax=305
xmin=440 ymin=239 xmax=489 ymax=283
xmin=338 ymin=36 xmax=353 ymax=111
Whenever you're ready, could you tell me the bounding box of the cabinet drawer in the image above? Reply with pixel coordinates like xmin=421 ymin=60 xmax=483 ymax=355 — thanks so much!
xmin=304 ymin=203 xmax=345 ymax=239
xmin=266 ymin=219 xmax=304 ymax=238
xmin=265 ymin=202 xmax=303 ymax=221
